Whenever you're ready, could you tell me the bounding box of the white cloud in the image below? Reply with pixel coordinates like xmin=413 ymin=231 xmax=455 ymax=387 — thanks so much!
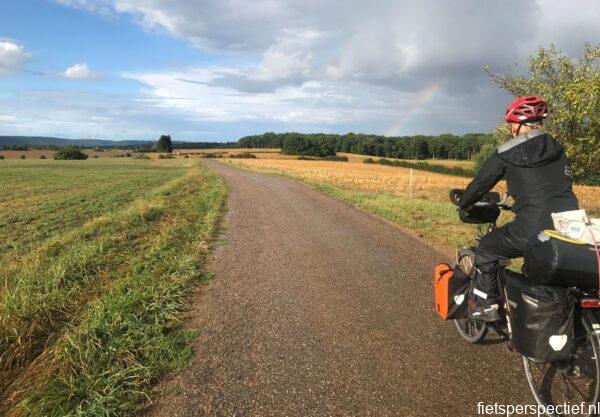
xmin=62 ymin=63 xmax=105 ymax=80
xmin=0 ymin=114 xmax=17 ymax=122
xmin=0 ymin=41 xmax=29 ymax=75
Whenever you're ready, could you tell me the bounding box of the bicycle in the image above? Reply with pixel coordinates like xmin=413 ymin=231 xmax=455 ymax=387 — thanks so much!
xmin=449 ymin=189 xmax=600 ymax=417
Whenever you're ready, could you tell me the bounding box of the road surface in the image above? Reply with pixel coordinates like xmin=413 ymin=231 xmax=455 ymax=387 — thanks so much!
xmin=145 ymin=160 xmax=531 ymax=417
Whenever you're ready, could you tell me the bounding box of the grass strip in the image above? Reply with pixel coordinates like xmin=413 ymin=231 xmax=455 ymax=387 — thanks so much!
xmin=2 ymin=163 xmax=226 ymax=417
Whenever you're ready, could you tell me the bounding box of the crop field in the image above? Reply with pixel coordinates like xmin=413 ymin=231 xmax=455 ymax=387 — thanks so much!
xmin=0 ymin=158 xmax=226 ymax=417
xmin=226 ymin=158 xmax=600 ymax=250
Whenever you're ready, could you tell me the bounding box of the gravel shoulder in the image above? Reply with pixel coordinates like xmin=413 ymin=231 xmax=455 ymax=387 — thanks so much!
xmin=144 ymin=160 xmax=531 ymax=417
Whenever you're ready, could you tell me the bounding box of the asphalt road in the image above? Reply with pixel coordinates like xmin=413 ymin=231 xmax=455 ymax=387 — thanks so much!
xmin=145 ymin=160 xmax=532 ymax=417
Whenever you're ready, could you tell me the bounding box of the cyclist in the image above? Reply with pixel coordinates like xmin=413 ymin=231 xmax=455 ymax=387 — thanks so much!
xmin=458 ymin=96 xmax=579 ymax=321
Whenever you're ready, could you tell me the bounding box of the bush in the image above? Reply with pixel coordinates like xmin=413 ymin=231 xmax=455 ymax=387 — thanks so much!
xmin=93 ymin=155 xmax=99 ymax=158
xmin=228 ymin=153 xmax=257 ymax=159
xmin=298 ymin=155 xmax=348 ymax=162
xmin=158 ymin=154 xmax=173 ymax=159
xmin=125 ymin=152 xmax=132 ymax=157
xmin=201 ymin=153 xmax=222 ymax=159
xmin=40 ymin=155 xmax=47 ymax=159
xmin=322 ymin=155 xmax=348 ymax=162
xmin=135 ymin=154 xmax=150 ymax=160
xmin=363 ymin=158 xmax=374 ymax=164
xmin=20 ymin=155 xmax=26 ymax=159
xmin=0 ymin=155 xmax=4 ymax=160
xmin=54 ymin=146 xmax=88 ymax=160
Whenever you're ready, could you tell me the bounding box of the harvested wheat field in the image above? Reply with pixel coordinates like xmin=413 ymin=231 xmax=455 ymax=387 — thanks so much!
xmin=176 ymin=148 xmax=288 ymax=158
xmin=337 ymin=152 xmax=476 ymax=168
xmin=228 ymin=158 xmax=600 ymax=216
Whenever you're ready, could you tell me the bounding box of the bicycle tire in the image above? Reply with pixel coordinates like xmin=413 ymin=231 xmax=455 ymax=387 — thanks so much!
xmin=523 ymin=317 xmax=600 ymax=417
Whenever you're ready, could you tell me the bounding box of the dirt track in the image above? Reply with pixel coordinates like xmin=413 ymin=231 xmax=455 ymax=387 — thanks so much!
xmin=145 ymin=160 xmax=531 ymax=417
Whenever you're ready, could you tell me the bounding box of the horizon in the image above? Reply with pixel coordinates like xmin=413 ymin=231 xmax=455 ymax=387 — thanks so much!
xmin=1 ymin=1 xmax=599 ymax=141
xmin=0 ymin=130 xmax=492 ymax=144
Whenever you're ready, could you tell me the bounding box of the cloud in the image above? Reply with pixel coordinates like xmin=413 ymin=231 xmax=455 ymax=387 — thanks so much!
xmin=0 ymin=114 xmax=17 ymax=122
xmin=42 ymin=1 xmax=600 ymax=137
xmin=62 ymin=63 xmax=105 ymax=80
xmin=0 ymin=41 xmax=29 ymax=75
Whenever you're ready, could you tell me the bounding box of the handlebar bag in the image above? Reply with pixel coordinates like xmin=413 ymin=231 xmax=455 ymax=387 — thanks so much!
xmin=524 ymin=230 xmax=598 ymax=289
xmin=434 ymin=263 xmax=469 ymax=320
xmin=458 ymin=205 xmax=501 ymax=224
xmin=505 ymin=272 xmax=575 ymax=362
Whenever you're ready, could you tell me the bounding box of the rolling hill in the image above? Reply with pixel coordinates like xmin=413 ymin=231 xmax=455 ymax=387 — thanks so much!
xmin=0 ymin=136 xmax=154 ymax=148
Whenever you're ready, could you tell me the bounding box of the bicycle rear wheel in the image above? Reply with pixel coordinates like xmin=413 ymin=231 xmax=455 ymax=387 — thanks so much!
xmin=524 ymin=317 xmax=600 ymax=417
xmin=453 ymin=249 xmax=487 ymax=343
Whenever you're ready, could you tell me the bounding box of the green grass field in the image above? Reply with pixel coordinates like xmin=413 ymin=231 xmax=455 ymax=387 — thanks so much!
xmin=0 ymin=159 xmax=226 ymax=417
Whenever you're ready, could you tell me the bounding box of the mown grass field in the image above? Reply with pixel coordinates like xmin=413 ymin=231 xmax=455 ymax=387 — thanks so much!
xmin=0 ymin=158 xmax=226 ymax=417
xmin=226 ymin=158 xmax=600 ymax=252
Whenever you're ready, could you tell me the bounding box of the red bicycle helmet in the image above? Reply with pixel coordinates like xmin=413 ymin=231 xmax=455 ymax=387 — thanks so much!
xmin=505 ymin=96 xmax=548 ymax=124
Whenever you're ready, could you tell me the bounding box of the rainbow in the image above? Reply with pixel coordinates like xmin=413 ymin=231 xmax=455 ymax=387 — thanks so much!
xmin=384 ymin=79 xmax=446 ymax=137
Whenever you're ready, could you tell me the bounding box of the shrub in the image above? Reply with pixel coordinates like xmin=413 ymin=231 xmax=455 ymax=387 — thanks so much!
xmin=297 ymin=155 xmax=348 ymax=162
xmin=201 ymin=153 xmax=222 ymax=159
xmin=125 ymin=152 xmax=132 ymax=157
xmin=158 ymin=154 xmax=173 ymax=159
xmin=40 ymin=155 xmax=47 ymax=159
xmin=20 ymin=155 xmax=26 ymax=159
xmin=228 ymin=153 xmax=257 ymax=159
xmin=321 ymin=155 xmax=348 ymax=162
xmin=0 ymin=155 xmax=4 ymax=160
xmin=93 ymin=155 xmax=99 ymax=158
xmin=54 ymin=146 xmax=88 ymax=160
xmin=135 ymin=154 xmax=150 ymax=160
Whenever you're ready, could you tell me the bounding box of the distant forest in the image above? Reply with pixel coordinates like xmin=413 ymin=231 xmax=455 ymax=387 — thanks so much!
xmin=238 ymin=132 xmax=494 ymax=160
xmin=1 ymin=133 xmax=494 ymax=160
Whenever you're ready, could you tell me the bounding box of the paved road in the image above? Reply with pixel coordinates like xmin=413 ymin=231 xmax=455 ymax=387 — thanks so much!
xmin=146 ymin=160 xmax=531 ymax=417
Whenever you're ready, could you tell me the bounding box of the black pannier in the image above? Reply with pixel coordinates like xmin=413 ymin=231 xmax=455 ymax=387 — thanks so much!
xmin=524 ymin=230 xmax=599 ymax=290
xmin=505 ymin=271 xmax=575 ymax=362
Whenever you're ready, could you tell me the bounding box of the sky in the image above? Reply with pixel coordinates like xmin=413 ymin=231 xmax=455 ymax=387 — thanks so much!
xmin=0 ymin=0 xmax=599 ymax=142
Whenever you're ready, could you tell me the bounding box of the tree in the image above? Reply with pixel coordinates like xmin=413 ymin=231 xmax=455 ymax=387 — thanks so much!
xmin=54 ymin=146 xmax=88 ymax=160
xmin=485 ymin=44 xmax=600 ymax=181
xmin=157 ymin=135 xmax=173 ymax=153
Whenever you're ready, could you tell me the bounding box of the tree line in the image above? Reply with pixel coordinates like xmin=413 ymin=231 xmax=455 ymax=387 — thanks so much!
xmin=238 ymin=132 xmax=494 ymax=160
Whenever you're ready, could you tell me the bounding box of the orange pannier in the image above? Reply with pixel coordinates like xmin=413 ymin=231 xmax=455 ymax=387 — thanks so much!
xmin=434 ymin=262 xmax=470 ymax=320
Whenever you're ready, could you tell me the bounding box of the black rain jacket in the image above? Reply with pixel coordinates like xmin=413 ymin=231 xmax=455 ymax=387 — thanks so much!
xmin=459 ymin=129 xmax=579 ymax=237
